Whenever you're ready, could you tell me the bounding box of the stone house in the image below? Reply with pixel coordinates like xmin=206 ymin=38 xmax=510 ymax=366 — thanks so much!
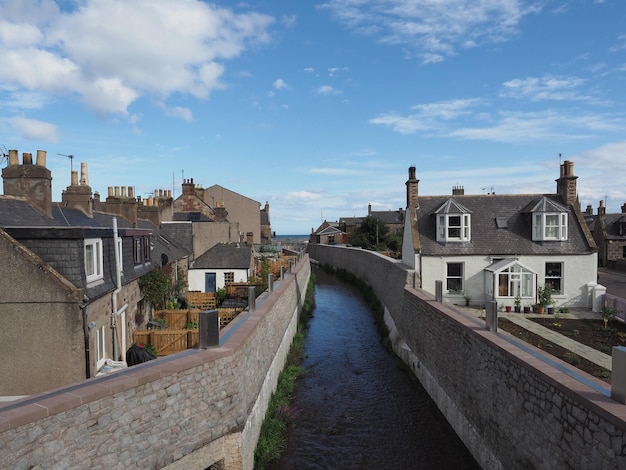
xmin=339 ymin=205 xmax=405 ymax=235
xmin=0 ymin=150 xmax=188 ymax=396
xmin=309 ymin=220 xmax=348 ymax=245
xmin=401 ymin=161 xmax=601 ymax=311
xmin=584 ymin=201 xmax=626 ymax=269
xmin=188 ymin=242 xmax=255 ymax=292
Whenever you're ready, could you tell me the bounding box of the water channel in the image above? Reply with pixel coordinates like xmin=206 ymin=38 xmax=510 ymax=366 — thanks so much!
xmin=271 ymin=266 xmax=480 ymax=469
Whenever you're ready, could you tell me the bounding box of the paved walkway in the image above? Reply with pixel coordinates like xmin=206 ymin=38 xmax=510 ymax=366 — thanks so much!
xmin=463 ymin=307 xmax=612 ymax=371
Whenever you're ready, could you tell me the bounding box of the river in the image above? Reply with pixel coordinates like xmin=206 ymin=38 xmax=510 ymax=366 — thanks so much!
xmin=272 ymin=266 xmax=480 ymax=469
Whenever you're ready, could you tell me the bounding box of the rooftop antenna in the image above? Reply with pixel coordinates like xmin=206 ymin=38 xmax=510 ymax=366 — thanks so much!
xmin=0 ymin=145 xmax=8 ymax=166
xmin=58 ymin=153 xmax=74 ymax=172
xmin=559 ymin=153 xmax=562 ymax=165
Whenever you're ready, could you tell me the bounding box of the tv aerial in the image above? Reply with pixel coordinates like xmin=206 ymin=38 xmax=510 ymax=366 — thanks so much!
xmin=58 ymin=153 xmax=75 ymax=172
xmin=0 ymin=145 xmax=8 ymax=166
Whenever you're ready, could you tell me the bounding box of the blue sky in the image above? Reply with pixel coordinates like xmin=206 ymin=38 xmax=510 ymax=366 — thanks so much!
xmin=1 ymin=0 xmax=625 ymax=235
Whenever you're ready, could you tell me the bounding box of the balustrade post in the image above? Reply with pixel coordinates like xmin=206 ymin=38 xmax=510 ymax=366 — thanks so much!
xmin=248 ymin=286 xmax=256 ymax=312
xmin=485 ymin=301 xmax=498 ymax=332
xmin=198 ymin=309 xmax=219 ymax=349
xmin=268 ymin=273 xmax=274 ymax=293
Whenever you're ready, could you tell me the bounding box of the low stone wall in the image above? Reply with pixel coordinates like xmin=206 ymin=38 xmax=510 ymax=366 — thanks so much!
xmin=0 ymin=255 xmax=311 ymax=470
xmin=308 ymin=244 xmax=626 ymax=469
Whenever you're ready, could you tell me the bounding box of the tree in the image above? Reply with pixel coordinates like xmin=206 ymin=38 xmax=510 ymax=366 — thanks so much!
xmin=349 ymin=216 xmax=389 ymax=250
xmin=138 ymin=269 xmax=171 ymax=310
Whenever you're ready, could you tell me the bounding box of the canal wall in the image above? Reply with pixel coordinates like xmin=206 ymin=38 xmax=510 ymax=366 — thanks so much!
xmin=0 ymin=255 xmax=311 ymax=470
xmin=308 ymin=244 xmax=626 ymax=469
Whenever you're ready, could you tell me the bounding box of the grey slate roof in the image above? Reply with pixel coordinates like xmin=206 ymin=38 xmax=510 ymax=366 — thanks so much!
xmin=413 ymin=194 xmax=595 ymax=256
xmin=192 ymin=243 xmax=253 ymax=270
xmin=599 ymin=213 xmax=626 ymax=239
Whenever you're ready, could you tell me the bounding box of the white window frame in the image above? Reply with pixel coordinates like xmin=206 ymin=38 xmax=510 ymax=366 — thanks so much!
xmin=446 ymin=262 xmax=464 ymax=293
xmin=437 ymin=214 xmax=471 ymax=242
xmin=96 ymin=325 xmax=106 ymax=370
xmin=84 ymin=238 xmax=103 ymax=283
xmin=533 ymin=212 xmax=568 ymax=241
xmin=497 ymin=265 xmax=534 ymax=298
xmin=545 ymin=262 xmax=563 ymax=294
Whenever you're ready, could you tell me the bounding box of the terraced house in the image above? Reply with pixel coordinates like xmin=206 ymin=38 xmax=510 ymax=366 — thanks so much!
xmin=402 ymin=161 xmax=601 ymax=311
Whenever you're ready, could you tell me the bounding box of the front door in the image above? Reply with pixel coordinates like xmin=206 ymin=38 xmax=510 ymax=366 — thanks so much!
xmin=205 ymin=272 xmax=216 ymax=293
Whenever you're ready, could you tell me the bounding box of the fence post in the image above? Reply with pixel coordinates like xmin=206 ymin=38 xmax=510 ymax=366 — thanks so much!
xmin=435 ymin=280 xmax=443 ymax=303
xmin=486 ymin=301 xmax=498 ymax=332
xmin=248 ymin=286 xmax=256 ymax=312
xmin=268 ymin=273 xmax=274 ymax=293
xmin=280 ymin=266 xmax=285 ymax=281
xmin=612 ymin=347 xmax=626 ymax=403
xmin=198 ymin=309 xmax=219 ymax=349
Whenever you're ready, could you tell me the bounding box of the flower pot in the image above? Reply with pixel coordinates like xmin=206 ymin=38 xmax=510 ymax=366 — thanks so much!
xmin=505 ymin=306 xmax=512 ymax=313
xmin=523 ymin=306 xmax=531 ymax=313
xmin=514 ymin=306 xmax=521 ymax=313
xmin=534 ymin=305 xmax=545 ymax=314
xmin=547 ymin=306 xmax=555 ymax=315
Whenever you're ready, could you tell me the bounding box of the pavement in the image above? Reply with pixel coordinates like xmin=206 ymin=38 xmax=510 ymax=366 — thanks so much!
xmin=462 ymin=306 xmax=612 ymax=371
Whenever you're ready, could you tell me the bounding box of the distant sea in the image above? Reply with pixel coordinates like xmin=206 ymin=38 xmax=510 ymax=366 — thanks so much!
xmin=272 ymin=234 xmax=309 ymax=243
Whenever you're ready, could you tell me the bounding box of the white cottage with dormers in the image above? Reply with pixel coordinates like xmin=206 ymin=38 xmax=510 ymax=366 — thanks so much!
xmin=401 ymin=162 xmax=601 ymax=310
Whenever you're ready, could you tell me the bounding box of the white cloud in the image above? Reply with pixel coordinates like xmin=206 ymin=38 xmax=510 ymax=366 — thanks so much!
xmin=8 ymin=116 xmax=58 ymax=142
xmin=500 ymin=75 xmax=590 ymax=101
xmin=320 ymin=0 xmax=542 ymax=63
xmin=310 ymin=167 xmax=366 ymax=176
xmin=285 ymin=191 xmax=322 ymax=202
xmin=0 ymin=0 xmax=274 ymax=117
xmin=315 ymin=85 xmax=342 ymax=95
xmin=273 ymin=79 xmax=289 ymax=90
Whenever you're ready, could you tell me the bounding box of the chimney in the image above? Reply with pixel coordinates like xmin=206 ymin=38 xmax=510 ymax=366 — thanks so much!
xmin=213 ymin=206 xmax=228 ymax=222
xmin=556 ymin=160 xmax=578 ymax=206
xmin=368 ymin=203 xmax=372 ymax=216
xmin=2 ymin=150 xmax=53 ymax=217
xmin=182 ymin=178 xmax=195 ymax=195
xmin=452 ymin=185 xmax=464 ymax=195
xmin=622 ymin=202 xmax=626 ymax=214
xmin=246 ymin=232 xmax=254 ymax=244
xmin=585 ymin=204 xmax=593 ymax=215
xmin=104 ymin=185 xmax=138 ymax=225
xmin=598 ymin=200 xmax=606 ymax=217
xmin=61 ymin=161 xmax=93 ymax=216
xmin=405 ymin=166 xmax=419 ymax=209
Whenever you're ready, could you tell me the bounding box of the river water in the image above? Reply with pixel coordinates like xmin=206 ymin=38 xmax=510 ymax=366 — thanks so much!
xmin=272 ymin=267 xmax=480 ymax=469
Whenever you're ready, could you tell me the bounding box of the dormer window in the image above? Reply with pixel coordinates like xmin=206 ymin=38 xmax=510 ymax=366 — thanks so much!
xmin=435 ymin=199 xmax=471 ymax=242
xmin=530 ymin=197 xmax=568 ymax=241
xmin=84 ymin=238 xmax=103 ymax=283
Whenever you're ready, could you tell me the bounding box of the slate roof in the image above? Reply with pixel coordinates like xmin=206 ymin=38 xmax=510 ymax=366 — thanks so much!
xmin=598 ymin=213 xmax=626 ymax=239
xmin=192 ymin=243 xmax=253 ymax=270
xmin=412 ymin=194 xmax=596 ymax=257
xmin=370 ymin=209 xmax=404 ymax=225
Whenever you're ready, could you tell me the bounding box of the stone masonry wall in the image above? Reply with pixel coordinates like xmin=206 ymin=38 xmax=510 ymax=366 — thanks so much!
xmin=0 ymin=255 xmax=310 ymax=470
xmin=308 ymin=244 xmax=626 ymax=469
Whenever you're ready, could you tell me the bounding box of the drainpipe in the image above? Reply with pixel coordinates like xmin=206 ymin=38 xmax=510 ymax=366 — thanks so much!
xmin=81 ymin=297 xmax=91 ymax=379
xmin=112 ymin=217 xmax=122 ymax=360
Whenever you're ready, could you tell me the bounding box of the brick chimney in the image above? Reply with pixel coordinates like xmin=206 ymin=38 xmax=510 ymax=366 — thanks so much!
xmin=61 ymin=162 xmax=93 ymax=216
xmin=556 ymin=160 xmax=578 ymax=206
xmin=598 ymin=200 xmax=606 ymax=216
xmin=585 ymin=204 xmax=593 ymax=215
xmin=104 ymin=185 xmax=138 ymax=225
xmin=2 ymin=149 xmax=53 ymax=217
xmin=137 ymin=193 xmax=160 ymax=226
xmin=405 ymin=166 xmax=419 ymax=209
xmin=452 ymin=185 xmax=464 ymax=195
xmin=622 ymin=202 xmax=626 ymax=214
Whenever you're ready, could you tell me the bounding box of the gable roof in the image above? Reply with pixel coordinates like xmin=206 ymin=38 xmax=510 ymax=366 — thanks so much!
xmin=192 ymin=242 xmax=253 ymax=270
xmin=411 ymin=194 xmax=596 ymax=257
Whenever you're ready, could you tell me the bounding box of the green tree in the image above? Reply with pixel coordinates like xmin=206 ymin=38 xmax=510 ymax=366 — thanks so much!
xmin=138 ymin=269 xmax=171 ymax=310
xmin=349 ymin=216 xmax=389 ymax=250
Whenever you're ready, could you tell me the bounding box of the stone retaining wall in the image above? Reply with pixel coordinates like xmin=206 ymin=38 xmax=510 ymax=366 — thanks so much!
xmin=308 ymin=244 xmax=626 ymax=469
xmin=0 ymin=255 xmax=310 ymax=470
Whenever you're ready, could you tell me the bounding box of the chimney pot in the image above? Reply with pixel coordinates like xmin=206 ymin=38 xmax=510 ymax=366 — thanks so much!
xmin=8 ymin=149 xmax=18 ymax=166
xmin=80 ymin=162 xmax=89 ymax=185
xmin=23 ymin=153 xmax=33 ymax=164
xmin=36 ymin=150 xmax=46 ymax=167
xmin=128 ymin=186 xmax=134 ymax=198
xmin=108 ymin=186 xmax=114 ymax=197
xmin=121 ymin=186 xmax=127 ymax=197
xmin=114 ymin=186 xmax=120 ymax=197
xmin=71 ymin=170 xmax=79 ymax=186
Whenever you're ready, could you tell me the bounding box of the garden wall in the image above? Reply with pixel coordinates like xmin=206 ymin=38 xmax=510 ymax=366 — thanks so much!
xmin=0 ymin=254 xmax=310 ymax=470
xmin=308 ymin=244 xmax=626 ymax=469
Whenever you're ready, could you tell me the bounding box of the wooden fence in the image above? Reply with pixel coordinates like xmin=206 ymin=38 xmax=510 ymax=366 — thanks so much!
xmin=132 ymin=307 xmax=244 ymax=356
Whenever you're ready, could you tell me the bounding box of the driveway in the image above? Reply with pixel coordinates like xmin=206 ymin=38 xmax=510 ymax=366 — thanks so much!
xmin=598 ymin=267 xmax=626 ymax=298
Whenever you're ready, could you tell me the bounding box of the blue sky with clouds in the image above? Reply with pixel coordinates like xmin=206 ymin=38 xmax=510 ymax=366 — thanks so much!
xmin=1 ymin=0 xmax=625 ymax=235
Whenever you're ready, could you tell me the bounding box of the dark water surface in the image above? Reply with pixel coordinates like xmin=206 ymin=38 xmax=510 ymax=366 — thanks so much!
xmin=272 ymin=267 xmax=480 ymax=469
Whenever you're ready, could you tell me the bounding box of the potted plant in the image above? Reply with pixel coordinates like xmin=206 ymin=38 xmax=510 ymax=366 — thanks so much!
xmin=514 ymin=295 xmax=521 ymax=313
xmin=505 ymin=305 xmax=512 ymax=313
xmin=464 ymin=293 xmax=471 ymax=307
xmin=523 ymin=303 xmax=531 ymax=314
xmin=538 ymin=285 xmax=554 ymax=314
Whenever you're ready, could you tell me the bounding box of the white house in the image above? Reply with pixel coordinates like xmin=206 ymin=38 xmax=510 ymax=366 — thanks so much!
xmin=401 ymin=161 xmax=600 ymax=310
xmin=188 ymin=242 xmax=254 ymax=292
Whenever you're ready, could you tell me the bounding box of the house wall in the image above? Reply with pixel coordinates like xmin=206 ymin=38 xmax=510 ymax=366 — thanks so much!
xmin=0 ymin=231 xmax=85 ymax=396
xmin=308 ymin=244 xmax=626 ymax=469
xmin=0 ymin=255 xmax=310 ymax=470
xmin=191 ymin=221 xmax=240 ymax=260
xmin=188 ymin=268 xmax=249 ymax=292
xmin=203 ymin=186 xmax=260 ymax=244
xmin=419 ymin=253 xmax=598 ymax=309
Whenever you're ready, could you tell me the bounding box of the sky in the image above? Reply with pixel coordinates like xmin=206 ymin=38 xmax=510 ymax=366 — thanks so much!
xmin=1 ymin=0 xmax=625 ymax=235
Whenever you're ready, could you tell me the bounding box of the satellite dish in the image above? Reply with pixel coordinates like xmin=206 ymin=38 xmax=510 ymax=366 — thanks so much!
xmin=161 ymin=253 xmax=169 ymax=266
